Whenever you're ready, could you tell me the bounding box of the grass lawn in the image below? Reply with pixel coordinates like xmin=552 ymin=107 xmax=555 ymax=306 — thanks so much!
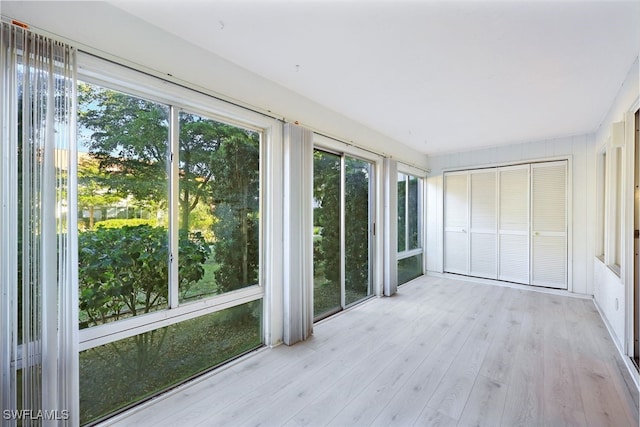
xmin=180 ymin=257 xmax=220 ymax=301
xmin=79 ymin=300 xmax=262 ymax=425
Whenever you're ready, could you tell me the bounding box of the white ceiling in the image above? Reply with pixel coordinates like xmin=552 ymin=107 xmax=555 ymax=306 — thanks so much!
xmin=111 ymin=0 xmax=639 ymax=155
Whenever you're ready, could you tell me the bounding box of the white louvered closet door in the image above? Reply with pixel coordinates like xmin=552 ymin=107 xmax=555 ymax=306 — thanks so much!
xmin=469 ymin=169 xmax=497 ymax=279
xmin=498 ymin=165 xmax=530 ymax=284
xmin=444 ymin=172 xmax=469 ymax=275
xmin=531 ymin=161 xmax=568 ymax=289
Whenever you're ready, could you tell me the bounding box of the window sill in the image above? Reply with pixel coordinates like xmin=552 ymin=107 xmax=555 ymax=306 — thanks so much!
xmin=607 ymin=263 xmax=621 ymax=278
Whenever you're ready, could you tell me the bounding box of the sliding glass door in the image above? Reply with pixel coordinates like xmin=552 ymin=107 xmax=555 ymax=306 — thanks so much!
xmin=313 ymin=149 xmax=373 ymax=320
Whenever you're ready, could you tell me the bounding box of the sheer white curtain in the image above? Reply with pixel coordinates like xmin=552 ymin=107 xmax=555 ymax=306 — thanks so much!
xmin=383 ymin=158 xmax=398 ymax=296
xmin=283 ymin=123 xmax=314 ymax=344
xmin=1 ymin=21 xmax=78 ymax=426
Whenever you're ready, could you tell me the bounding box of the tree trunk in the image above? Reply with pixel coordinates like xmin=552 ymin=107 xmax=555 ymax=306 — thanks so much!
xmin=182 ymin=190 xmax=190 ymax=232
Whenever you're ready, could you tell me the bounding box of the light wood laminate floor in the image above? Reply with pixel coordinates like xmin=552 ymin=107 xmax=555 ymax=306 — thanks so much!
xmin=105 ymin=276 xmax=639 ymax=427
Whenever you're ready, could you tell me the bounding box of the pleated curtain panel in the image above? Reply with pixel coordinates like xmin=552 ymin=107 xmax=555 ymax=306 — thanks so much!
xmin=1 ymin=21 xmax=78 ymax=426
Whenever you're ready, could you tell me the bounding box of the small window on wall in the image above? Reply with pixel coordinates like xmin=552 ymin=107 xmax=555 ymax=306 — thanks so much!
xmin=612 ymin=146 xmax=623 ymax=272
xmin=597 ymin=150 xmax=606 ymax=261
xmin=397 ymin=172 xmax=423 ymax=285
xmin=601 ymin=140 xmax=623 ymax=276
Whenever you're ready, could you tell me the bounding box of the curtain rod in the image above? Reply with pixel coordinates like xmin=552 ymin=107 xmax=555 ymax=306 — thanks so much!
xmin=2 ymin=14 xmax=429 ymax=174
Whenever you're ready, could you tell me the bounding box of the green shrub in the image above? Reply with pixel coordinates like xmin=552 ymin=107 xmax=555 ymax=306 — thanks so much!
xmin=78 ymin=225 xmax=210 ymax=328
xmin=95 ymin=218 xmax=156 ymax=229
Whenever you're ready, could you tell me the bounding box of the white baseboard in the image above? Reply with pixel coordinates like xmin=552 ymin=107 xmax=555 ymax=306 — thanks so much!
xmin=593 ymin=298 xmax=640 ymax=392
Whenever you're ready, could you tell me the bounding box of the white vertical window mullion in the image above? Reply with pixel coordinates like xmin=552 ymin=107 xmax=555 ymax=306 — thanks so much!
xmin=169 ymin=107 xmax=180 ymax=309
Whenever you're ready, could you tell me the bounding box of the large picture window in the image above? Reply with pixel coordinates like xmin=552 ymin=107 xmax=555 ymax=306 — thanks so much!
xmin=76 ymin=58 xmax=267 ymax=423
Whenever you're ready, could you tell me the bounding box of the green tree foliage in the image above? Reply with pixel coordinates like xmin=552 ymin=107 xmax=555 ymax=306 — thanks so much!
xmin=313 ymin=151 xmax=341 ymax=286
xmin=77 ymin=156 xmax=122 ymax=229
xmin=78 ymin=225 xmax=209 ymax=328
xmin=78 ymin=83 xmax=169 ymax=207
xmin=313 ymin=152 xmax=371 ymax=305
xmin=178 ymin=112 xmax=225 ymax=230
xmin=78 ymin=84 xmax=255 ymax=232
xmin=397 ymin=174 xmax=407 ymax=252
xmin=77 ymin=82 xmax=261 ymax=314
xmin=344 ymin=159 xmax=370 ymax=301
xmin=209 ymin=131 xmax=260 ymax=293
xmin=408 ymin=175 xmax=419 ymax=249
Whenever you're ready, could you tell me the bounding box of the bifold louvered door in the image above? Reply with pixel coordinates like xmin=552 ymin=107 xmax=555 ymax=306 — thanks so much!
xmin=444 ymin=160 xmax=567 ymax=289
xmin=444 ymin=172 xmax=469 ymax=274
xmin=444 ymin=169 xmax=498 ymax=278
xmin=469 ymin=169 xmax=497 ymax=278
xmin=498 ymin=165 xmax=530 ymax=284
xmin=531 ymin=161 xmax=568 ymax=289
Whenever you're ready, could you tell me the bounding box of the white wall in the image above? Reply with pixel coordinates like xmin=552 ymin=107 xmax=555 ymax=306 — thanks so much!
xmin=592 ymin=56 xmax=639 ymax=348
xmin=0 ymin=1 xmax=428 ymax=169
xmin=426 ymin=133 xmax=595 ymax=296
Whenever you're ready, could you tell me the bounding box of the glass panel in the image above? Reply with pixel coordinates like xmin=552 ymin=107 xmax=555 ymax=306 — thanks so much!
xmin=313 ymin=150 xmax=341 ymax=318
xmin=77 ymin=82 xmax=169 ymax=328
xmin=397 ymin=173 xmax=406 ymax=252
xmin=408 ymin=175 xmax=420 ymax=250
xmin=398 ymin=254 xmax=423 ymax=285
xmin=345 ymin=157 xmax=372 ymax=305
xmin=79 ymin=300 xmax=262 ymax=424
xmin=178 ymin=112 xmax=260 ymax=302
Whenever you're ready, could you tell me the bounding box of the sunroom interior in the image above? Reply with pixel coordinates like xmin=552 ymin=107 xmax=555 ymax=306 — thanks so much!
xmin=1 ymin=1 xmax=639 ymax=426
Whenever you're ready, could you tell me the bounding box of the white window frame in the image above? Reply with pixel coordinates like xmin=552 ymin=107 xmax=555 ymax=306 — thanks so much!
xmin=77 ymin=53 xmax=283 ymax=351
xmin=396 ymin=164 xmax=426 ymax=262
xmin=605 ymin=143 xmax=624 ymax=277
